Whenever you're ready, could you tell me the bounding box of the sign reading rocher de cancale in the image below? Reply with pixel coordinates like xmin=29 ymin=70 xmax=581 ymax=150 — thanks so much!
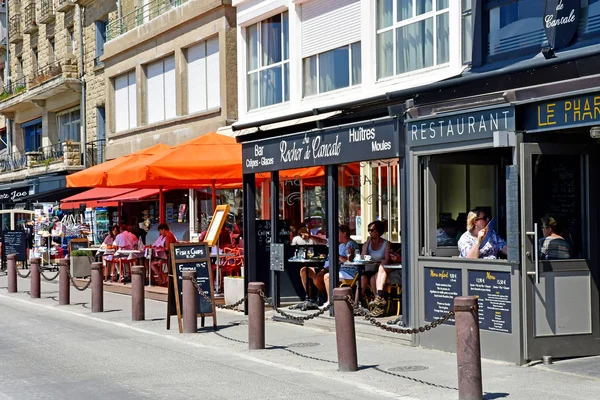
xmin=544 ymin=0 xmax=581 ymax=50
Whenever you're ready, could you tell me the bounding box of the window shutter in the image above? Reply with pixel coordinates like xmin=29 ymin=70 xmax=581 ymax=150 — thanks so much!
xmin=163 ymin=55 xmax=176 ymax=120
xmin=114 ymin=74 xmax=128 ymax=132
xmin=301 ymin=0 xmax=361 ymax=57
xmin=146 ymin=60 xmax=164 ymax=124
xmin=206 ymin=37 xmax=220 ymax=110
xmin=95 ymin=20 xmax=106 ymax=58
xmin=128 ymin=71 xmax=137 ymax=129
xmin=187 ymin=42 xmax=207 ymax=114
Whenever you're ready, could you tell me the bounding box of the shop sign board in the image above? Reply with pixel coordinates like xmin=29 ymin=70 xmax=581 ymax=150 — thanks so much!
xmin=544 ymin=0 xmax=581 ymax=50
xmin=424 ymin=267 xmax=462 ymax=325
xmin=1 ymin=230 xmax=27 ymax=262
xmin=468 ymin=270 xmax=512 ymax=334
xmin=242 ymin=118 xmax=399 ymax=173
xmin=0 ymin=187 xmax=29 ymax=204
xmin=523 ymin=93 xmax=600 ymax=132
xmin=407 ymin=106 xmax=514 ymax=147
xmin=167 ymin=242 xmax=216 ymax=333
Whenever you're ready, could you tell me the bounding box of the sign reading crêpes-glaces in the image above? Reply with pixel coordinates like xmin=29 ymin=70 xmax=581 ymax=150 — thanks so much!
xmin=524 ymin=93 xmax=600 ymax=132
xmin=241 ymin=118 xmax=399 ymax=173
xmin=407 ymin=106 xmax=515 ymax=147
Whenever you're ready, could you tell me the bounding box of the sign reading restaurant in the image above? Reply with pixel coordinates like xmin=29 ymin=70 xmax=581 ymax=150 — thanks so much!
xmin=242 ymin=118 xmax=399 ymax=173
xmin=407 ymin=106 xmax=515 ymax=147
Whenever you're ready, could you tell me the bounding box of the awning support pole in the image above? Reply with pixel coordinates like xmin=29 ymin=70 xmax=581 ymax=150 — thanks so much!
xmin=159 ymin=188 xmax=165 ymax=224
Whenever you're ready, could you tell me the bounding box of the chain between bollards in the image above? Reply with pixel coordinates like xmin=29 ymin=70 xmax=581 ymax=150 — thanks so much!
xmin=259 ymin=290 xmax=333 ymax=322
xmin=189 ymin=278 xmax=247 ymax=310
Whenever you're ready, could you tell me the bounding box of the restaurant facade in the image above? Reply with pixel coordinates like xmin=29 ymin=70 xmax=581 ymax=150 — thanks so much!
xmin=235 ymin=0 xmax=600 ymax=364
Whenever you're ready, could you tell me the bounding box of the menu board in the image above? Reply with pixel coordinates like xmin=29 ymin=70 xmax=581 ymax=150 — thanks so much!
xmin=2 ymin=230 xmax=27 ymax=261
xmin=424 ymin=267 xmax=462 ymax=325
xmin=167 ymin=242 xmax=215 ymax=333
xmin=468 ymin=270 xmax=512 ymax=333
xmin=204 ymin=204 xmax=230 ymax=247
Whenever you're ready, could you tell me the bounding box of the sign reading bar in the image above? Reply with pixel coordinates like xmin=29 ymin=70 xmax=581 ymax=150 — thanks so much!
xmin=424 ymin=267 xmax=462 ymax=325
xmin=544 ymin=0 xmax=580 ymax=50
xmin=242 ymin=118 xmax=399 ymax=173
xmin=407 ymin=107 xmax=514 ymax=147
xmin=0 ymin=187 xmax=29 ymax=204
xmin=524 ymin=93 xmax=600 ymax=132
xmin=468 ymin=270 xmax=512 ymax=334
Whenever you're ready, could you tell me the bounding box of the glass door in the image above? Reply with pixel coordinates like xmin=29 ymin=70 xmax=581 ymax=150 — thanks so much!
xmin=521 ymin=143 xmax=600 ymax=360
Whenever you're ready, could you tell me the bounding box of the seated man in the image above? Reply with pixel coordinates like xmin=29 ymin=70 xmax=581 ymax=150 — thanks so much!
xmin=321 ymin=225 xmax=361 ymax=303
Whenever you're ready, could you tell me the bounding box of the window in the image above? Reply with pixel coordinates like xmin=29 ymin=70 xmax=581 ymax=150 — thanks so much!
xmin=95 ymin=19 xmax=107 ymax=67
xmin=0 ymin=129 xmax=7 ymax=151
xmin=48 ymin=37 xmax=55 ymax=63
xmin=114 ymin=71 xmax=137 ymax=132
xmin=376 ymin=0 xmax=450 ymax=79
xmin=96 ymin=107 xmax=106 ymax=164
xmin=146 ymin=55 xmax=176 ymax=124
xmin=246 ymin=12 xmax=289 ymax=110
xmin=57 ymin=108 xmax=81 ymax=143
xmin=187 ymin=36 xmax=220 ymax=114
xmin=67 ymin=28 xmax=76 ymax=55
xmin=462 ymin=0 xmax=473 ymax=64
xmin=32 ymin=47 xmax=38 ymax=72
xmin=16 ymin=56 xmax=23 ymax=79
xmin=303 ymin=42 xmax=361 ymax=97
xmin=486 ymin=0 xmax=544 ymax=61
xmin=24 ymin=120 xmax=42 ymax=153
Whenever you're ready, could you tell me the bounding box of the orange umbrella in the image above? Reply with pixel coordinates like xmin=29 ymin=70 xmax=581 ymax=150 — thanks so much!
xmin=66 ymin=143 xmax=172 ymax=188
xmin=106 ymin=132 xmax=243 ymax=188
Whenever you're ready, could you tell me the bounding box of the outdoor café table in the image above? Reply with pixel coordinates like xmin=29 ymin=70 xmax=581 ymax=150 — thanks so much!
xmin=287 ymin=258 xmax=326 ymax=311
xmin=210 ymin=252 xmax=236 ymax=294
xmin=144 ymin=247 xmax=168 ymax=286
xmin=341 ymin=260 xmax=379 ymax=307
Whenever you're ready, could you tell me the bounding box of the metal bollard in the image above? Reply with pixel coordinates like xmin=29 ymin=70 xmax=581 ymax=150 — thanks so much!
xmin=58 ymin=258 xmax=70 ymax=305
xmin=247 ymin=282 xmax=265 ymax=350
xmin=91 ymin=262 xmax=104 ymax=313
xmin=182 ymin=271 xmax=197 ymax=333
xmin=333 ymin=287 xmax=358 ymax=372
xmin=131 ymin=265 xmax=145 ymax=321
xmin=30 ymin=258 xmax=41 ymax=299
xmin=7 ymin=254 xmax=17 ymax=293
xmin=454 ymin=296 xmax=483 ymax=400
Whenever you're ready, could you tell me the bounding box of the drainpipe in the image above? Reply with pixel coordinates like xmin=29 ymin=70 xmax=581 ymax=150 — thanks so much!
xmin=117 ymin=0 xmax=122 ymax=21
xmin=77 ymin=5 xmax=86 ymax=167
xmin=5 ymin=0 xmax=12 ymax=155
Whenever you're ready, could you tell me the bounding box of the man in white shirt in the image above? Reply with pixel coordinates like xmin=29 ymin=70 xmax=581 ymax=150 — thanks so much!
xmin=113 ymin=224 xmax=138 ymax=250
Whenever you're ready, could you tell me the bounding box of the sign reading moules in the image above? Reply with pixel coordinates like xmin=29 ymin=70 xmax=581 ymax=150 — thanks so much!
xmin=544 ymin=0 xmax=581 ymax=50
xmin=242 ymin=118 xmax=399 ymax=173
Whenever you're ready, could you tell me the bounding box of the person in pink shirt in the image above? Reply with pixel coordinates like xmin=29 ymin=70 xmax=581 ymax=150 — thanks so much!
xmin=113 ymin=224 xmax=138 ymax=249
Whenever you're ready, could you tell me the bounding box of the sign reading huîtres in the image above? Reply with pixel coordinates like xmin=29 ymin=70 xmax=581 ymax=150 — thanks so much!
xmin=242 ymin=118 xmax=399 ymax=173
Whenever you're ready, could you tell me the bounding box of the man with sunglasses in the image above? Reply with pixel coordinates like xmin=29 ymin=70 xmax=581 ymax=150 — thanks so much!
xmin=458 ymin=208 xmax=507 ymax=259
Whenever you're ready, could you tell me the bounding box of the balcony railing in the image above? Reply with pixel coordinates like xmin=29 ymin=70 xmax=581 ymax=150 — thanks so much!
xmin=57 ymin=0 xmax=75 ymax=12
xmin=30 ymin=61 xmax=62 ymax=87
xmin=39 ymin=0 xmax=56 ymax=24
xmin=85 ymin=139 xmax=106 ymax=168
xmin=0 ymin=76 xmax=28 ymax=101
xmin=23 ymin=3 xmax=38 ymax=34
xmin=9 ymin=14 xmax=22 ymax=43
xmin=0 ymin=152 xmax=28 ymax=172
xmin=30 ymin=143 xmax=65 ymax=166
xmin=106 ymin=0 xmax=189 ymax=41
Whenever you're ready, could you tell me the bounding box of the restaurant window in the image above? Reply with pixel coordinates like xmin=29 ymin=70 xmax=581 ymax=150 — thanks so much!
xmin=186 ymin=36 xmax=220 ymax=114
xmin=146 ymin=55 xmax=176 ymax=124
xmin=114 ymin=70 xmax=137 ymax=132
xmin=462 ymin=0 xmax=473 ymax=64
xmin=303 ymin=42 xmax=361 ymax=97
xmin=486 ymin=0 xmax=544 ymax=62
xmin=57 ymin=108 xmax=81 ymax=143
xmin=246 ymin=11 xmax=289 ymax=110
xmin=376 ymin=0 xmax=450 ymax=79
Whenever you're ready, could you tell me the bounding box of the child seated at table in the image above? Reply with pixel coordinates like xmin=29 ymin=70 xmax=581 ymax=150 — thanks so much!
xmin=150 ymin=223 xmax=178 ymax=286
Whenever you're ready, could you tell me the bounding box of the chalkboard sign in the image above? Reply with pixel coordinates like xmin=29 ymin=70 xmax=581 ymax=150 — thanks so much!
xmin=2 ymin=230 xmax=27 ymax=261
xmin=424 ymin=267 xmax=462 ymax=325
xmin=69 ymin=238 xmax=89 ymax=254
xmin=468 ymin=270 xmax=512 ymax=333
xmin=167 ymin=242 xmax=216 ymax=333
xmin=532 ymin=155 xmax=581 ymax=258
xmin=255 ymin=220 xmax=291 ymax=295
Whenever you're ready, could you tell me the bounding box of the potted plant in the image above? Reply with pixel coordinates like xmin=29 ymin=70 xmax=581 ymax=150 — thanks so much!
xmin=223 ymin=276 xmax=245 ymax=311
xmin=70 ymin=249 xmax=94 ymax=278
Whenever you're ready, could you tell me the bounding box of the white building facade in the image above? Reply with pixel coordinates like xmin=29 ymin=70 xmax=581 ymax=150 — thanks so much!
xmin=233 ymin=0 xmax=469 ymax=125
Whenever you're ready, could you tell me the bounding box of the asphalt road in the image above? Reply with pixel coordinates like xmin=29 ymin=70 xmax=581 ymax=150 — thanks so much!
xmin=0 ymin=297 xmax=400 ymax=400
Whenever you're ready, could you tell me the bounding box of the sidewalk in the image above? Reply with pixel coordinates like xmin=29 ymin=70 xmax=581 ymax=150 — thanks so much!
xmin=1 ymin=273 xmax=600 ymax=400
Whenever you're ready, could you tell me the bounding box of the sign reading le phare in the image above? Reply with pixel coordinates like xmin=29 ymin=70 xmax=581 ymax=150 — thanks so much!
xmin=242 ymin=118 xmax=399 ymax=173
xmin=544 ymin=0 xmax=580 ymax=50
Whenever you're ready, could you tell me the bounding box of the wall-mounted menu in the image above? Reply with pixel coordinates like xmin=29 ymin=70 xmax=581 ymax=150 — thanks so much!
xmin=468 ymin=270 xmax=512 ymax=334
xmin=424 ymin=267 xmax=462 ymax=325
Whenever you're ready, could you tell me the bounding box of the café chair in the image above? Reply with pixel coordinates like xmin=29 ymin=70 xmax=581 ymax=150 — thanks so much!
xmin=385 ymin=284 xmax=402 ymax=316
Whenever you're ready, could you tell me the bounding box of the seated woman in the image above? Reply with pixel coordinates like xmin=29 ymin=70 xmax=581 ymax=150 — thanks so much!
xmin=102 ymin=225 xmax=119 ymax=247
xmin=539 ymin=214 xmax=571 ymax=259
xmin=458 ymin=208 xmax=507 ymax=259
xmin=362 ymin=220 xmax=391 ymax=317
xmin=291 ymin=227 xmax=314 ymax=246
xmin=150 ymin=223 xmax=178 ymax=285
xmin=322 ymin=224 xmax=361 ymax=301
